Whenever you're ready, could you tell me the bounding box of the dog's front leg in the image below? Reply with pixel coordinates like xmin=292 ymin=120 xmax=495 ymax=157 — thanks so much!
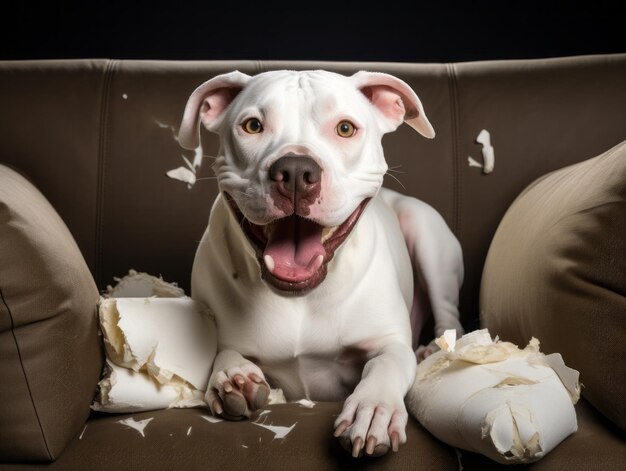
xmin=334 ymin=342 xmax=417 ymax=457
xmin=205 ymin=350 xmax=271 ymax=420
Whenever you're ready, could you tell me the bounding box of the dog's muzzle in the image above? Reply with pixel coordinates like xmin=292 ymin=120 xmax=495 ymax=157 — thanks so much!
xmin=225 ymin=154 xmax=369 ymax=294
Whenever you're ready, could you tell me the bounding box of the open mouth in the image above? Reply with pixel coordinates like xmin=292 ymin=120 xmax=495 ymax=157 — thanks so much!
xmin=225 ymin=194 xmax=370 ymax=294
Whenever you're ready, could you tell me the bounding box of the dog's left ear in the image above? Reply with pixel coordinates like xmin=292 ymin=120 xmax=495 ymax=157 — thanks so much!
xmin=178 ymin=71 xmax=252 ymax=149
xmin=351 ymin=71 xmax=435 ymax=138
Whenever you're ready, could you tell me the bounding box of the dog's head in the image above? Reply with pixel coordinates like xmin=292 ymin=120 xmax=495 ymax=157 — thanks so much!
xmin=179 ymin=70 xmax=434 ymax=294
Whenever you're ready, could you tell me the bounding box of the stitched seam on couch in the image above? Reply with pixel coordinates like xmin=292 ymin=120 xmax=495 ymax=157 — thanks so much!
xmin=94 ymin=59 xmax=118 ymax=289
xmin=0 ymin=287 xmax=52 ymax=460
xmin=446 ymin=63 xmax=462 ymax=238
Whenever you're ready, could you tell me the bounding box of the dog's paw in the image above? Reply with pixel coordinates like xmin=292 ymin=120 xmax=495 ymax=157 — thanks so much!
xmin=333 ymin=394 xmax=408 ymax=458
xmin=205 ymin=352 xmax=270 ymax=420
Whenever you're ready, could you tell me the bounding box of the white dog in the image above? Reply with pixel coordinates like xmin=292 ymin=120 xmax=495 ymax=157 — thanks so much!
xmin=178 ymin=69 xmax=464 ymax=457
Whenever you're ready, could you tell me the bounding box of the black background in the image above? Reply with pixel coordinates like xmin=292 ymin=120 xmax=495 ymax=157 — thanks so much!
xmin=1 ymin=1 xmax=624 ymax=63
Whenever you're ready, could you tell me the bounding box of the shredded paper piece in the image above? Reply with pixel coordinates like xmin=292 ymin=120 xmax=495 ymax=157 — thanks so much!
xmin=201 ymin=415 xmax=223 ymax=424
xmin=158 ymin=119 xmax=204 ymax=189
xmin=253 ymin=420 xmax=297 ymax=440
xmin=117 ymin=417 xmax=154 ymax=438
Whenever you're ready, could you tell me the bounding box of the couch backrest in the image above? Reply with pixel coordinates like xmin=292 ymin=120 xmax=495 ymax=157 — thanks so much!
xmin=1 ymin=55 xmax=625 ymax=330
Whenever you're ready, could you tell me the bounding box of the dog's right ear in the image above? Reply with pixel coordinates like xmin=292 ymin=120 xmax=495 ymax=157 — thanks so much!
xmin=178 ymin=71 xmax=251 ymax=149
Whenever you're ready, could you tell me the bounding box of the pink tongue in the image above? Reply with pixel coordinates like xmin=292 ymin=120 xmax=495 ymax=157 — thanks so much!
xmin=264 ymin=216 xmax=326 ymax=282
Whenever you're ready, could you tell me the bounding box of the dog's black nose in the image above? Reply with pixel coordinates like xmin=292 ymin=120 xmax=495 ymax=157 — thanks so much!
xmin=269 ymin=155 xmax=322 ymax=214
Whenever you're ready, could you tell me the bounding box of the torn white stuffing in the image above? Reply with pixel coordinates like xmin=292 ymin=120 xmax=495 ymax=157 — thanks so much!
xmin=105 ymin=269 xmax=186 ymax=298
xmin=406 ymin=329 xmax=579 ymax=464
xmin=98 ymin=297 xmax=215 ymax=390
xmin=94 ymin=274 xmax=217 ymax=412
xmin=91 ymin=360 xmax=206 ymax=412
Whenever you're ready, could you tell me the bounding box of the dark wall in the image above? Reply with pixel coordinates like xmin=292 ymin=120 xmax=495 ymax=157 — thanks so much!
xmin=1 ymin=1 xmax=625 ymax=62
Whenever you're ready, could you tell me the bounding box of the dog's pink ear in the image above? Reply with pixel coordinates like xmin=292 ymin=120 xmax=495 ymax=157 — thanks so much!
xmin=178 ymin=71 xmax=251 ymax=149
xmin=351 ymin=71 xmax=435 ymax=138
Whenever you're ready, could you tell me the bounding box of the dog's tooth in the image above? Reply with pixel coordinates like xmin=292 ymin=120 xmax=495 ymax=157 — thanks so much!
xmin=321 ymin=226 xmax=338 ymax=243
xmin=264 ymin=255 xmax=275 ymax=273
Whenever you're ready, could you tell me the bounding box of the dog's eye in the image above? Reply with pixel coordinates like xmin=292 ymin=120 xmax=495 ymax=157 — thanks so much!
xmin=242 ymin=118 xmax=264 ymax=134
xmin=336 ymin=120 xmax=357 ymax=138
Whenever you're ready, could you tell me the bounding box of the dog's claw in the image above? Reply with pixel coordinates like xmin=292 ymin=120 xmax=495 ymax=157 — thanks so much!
xmin=391 ymin=431 xmax=400 ymax=452
xmin=234 ymin=374 xmax=246 ymax=387
xmin=249 ymin=373 xmax=264 ymax=384
xmin=366 ymin=436 xmax=377 ymax=455
xmin=334 ymin=420 xmax=350 ymax=438
xmin=352 ymin=437 xmax=364 ymax=458
xmin=212 ymin=398 xmax=223 ymax=416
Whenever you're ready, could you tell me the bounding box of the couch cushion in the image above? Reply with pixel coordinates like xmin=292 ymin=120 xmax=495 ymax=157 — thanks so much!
xmin=0 ymin=164 xmax=103 ymax=461
xmin=0 ymin=403 xmax=458 ymax=470
xmin=480 ymin=141 xmax=626 ymax=430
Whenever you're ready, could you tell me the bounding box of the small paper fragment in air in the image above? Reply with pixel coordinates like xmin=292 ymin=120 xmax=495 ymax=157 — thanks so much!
xmin=166 ymin=166 xmax=197 ymax=188
xmin=476 ymin=129 xmax=495 ymax=174
xmin=468 ymin=129 xmax=495 ymax=174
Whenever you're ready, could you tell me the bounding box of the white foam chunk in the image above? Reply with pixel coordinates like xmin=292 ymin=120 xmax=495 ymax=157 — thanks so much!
xmin=406 ymin=329 xmax=579 ymax=464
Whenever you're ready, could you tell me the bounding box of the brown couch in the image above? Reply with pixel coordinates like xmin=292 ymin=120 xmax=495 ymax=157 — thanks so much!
xmin=1 ymin=54 xmax=624 ymax=470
